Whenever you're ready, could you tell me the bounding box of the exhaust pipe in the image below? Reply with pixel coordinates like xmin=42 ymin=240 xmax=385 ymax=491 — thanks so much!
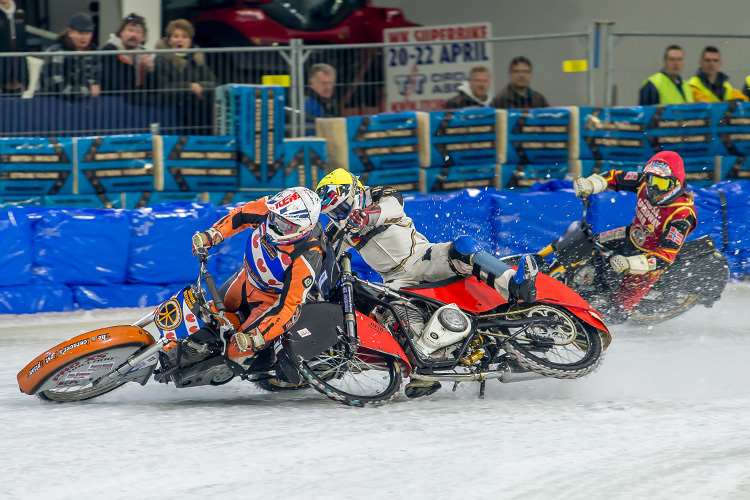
xmin=409 ymin=362 xmax=547 ymax=384
xmin=498 ymin=361 xmax=547 ymax=383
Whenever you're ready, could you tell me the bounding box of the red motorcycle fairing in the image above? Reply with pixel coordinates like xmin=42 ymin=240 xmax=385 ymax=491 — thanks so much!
xmin=403 ymin=274 xmax=609 ymax=336
xmin=355 ymin=311 xmax=412 ymax=377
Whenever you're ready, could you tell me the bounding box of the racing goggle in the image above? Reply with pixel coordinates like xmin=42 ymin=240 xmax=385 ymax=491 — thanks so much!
xmin=267 ymin=212 xmax=299 ymax=236
xmin=645 ymin=173 xmax=677 ymax=193
xmin=318 ymin=185 xmax=354 ymax=220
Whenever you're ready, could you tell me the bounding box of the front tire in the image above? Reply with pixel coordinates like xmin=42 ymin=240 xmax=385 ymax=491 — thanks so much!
xmin=295 ymin=345 xmax=402 ymax=407
xmin=502 ymin=304 xmax=603 ymax=379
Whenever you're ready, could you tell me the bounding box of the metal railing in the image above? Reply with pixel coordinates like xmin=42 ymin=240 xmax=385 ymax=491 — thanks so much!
xmin=605 ymin=30 xmax=750 ymax=106
xmin=0 ymin=28 xmax=595 ymax=138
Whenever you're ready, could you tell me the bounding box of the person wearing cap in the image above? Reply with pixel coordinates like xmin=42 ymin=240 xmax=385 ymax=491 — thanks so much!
xmin=41 ymin=12 xmax=101 ymax=100
xmin=573 ymin=151 xmax=697 ymax=321
xmin=101 ymin=12 xmax=155 ymax=104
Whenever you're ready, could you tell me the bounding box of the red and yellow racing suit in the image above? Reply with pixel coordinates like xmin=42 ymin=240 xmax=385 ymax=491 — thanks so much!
xmin=600 ymin=170 xmax=697 ymax=311
xmin=210 ymin=198 xmax=323 ymax=355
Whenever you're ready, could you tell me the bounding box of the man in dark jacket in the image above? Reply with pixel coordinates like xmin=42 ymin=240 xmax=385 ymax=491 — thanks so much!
xmin=100 ymin=13 xmax=156 ymax=105
xmin=444 ymin=66 xmax=492 ymax=109
xmin=41 ymin=12 xmax=101 ymax=101
xmin=0 ymin=0 xmax=28 ymax=95
xmin=490 ymin=56 xmax=549 ymax=109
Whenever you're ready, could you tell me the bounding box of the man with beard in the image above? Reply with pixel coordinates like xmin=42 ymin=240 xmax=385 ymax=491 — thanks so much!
xmin=101 ymin=13 xmax=156 ymax=105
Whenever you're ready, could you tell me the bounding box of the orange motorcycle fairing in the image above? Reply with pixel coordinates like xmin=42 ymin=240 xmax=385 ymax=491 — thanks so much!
xmin=17 ymin=326 xmax=155 ymax=395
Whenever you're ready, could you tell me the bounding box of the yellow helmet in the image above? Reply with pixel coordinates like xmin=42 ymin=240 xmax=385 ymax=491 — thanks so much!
xmin=316 ymin=168 xmax=365 ymax=221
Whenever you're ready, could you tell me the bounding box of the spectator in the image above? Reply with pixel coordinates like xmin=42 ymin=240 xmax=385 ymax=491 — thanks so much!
xmin=745 ymin=75 xmax=750 ymax=100
xmin=444 ymin=65 xmax=491 ymax=109
xmin=155 ymin=19 xmax=217 ymax=134
xmin=304 ymin=63 xmax=337 ymax=133
xmin=490 ymin=56 xmax=549 ymax=109
xmin=0 ymin=0 xmax=28 ymax=95
xmin=688 ymin=46 xmax=748 ymax=103
xmin=101 ymin=13 xmax=156 ymax=104
xmin=639 ymin=45 xmax=693 ymax=105
xmin=41 ymin=12 xmax=101 ymax=101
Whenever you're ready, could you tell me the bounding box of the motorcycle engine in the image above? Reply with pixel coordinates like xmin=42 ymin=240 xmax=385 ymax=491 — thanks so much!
xmin=572 ymin=264 xmax=597 ymax=287
xmin=413 ymin=304 xmax=472 ymax=359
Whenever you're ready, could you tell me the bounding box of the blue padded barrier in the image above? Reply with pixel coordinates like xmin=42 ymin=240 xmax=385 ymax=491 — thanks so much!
xmin=716 ymin=156 xmax=750 ymax=182
xmin=127 ymin=202 xmax=218 ymax=284
xmin=499 ymin=162 xmax=572 ymax=192
xmin=230 ymin=86 xmax=286 ymax=190
xmin=358 ymin=167 xmax=421 ymax=193
xmin=420 ymin=107 xmax=498 ymax=167
xmin=76 ymin=135 xmax=156 ymax=194
xmin=123 ymin=191 xmax=203 ymax=209
xmin=0 ymin=208 xmax=33 ymax=286
xmin=644 ymin=103 xmax=715 ymax=157
xmin=159 ymin=135 xmax=238 ymax=192
xmin=345 ymin=113 xmax=420 ymax=173
xmin=72 ymin=284 xmax=180 ymax=310
xmin=282 ymin=138 xmax=327 ymax=190
xmin=505 ymin=108 xmax=575 ymax=164
xmin=488 ymin=188 xmax=583 ymax=255
xmin=420 ymin=164 xmax=498 ymax=193
xmin=713 ymin=102 xmax=750 ymax=156
xmin=0 ymin=137 xmax=75 ymax=196
xmin=403 ymin=189 xmax=500 ymax=255
xmin=43 ymin=194 xmax=122 ymax=209
xmin=0 ymin=284 xmax=74 ymax=314
xmin=33 ymin=208 xmax=131 ymax=285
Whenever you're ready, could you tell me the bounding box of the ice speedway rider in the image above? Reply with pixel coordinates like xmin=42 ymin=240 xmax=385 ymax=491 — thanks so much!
xmin=191 ymin=187 xmax=324 ymax=364
xmin=316 ymin=168 xmax=539 ymax=398
xmin=573 ymin=151 xmax=697 ymax=320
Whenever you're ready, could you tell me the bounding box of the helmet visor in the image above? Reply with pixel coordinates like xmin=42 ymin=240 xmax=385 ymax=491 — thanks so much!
xmin=267 ymin=212 xmax=299 ymax=237
xmin=646 ymin=173 xmax=676 ymax=193
xmin=317 ymin=185 xmax=354 ymax=220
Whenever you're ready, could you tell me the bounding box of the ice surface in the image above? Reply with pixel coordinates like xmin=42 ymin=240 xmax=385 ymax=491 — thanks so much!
xmin=2 ymin=284 xmax=750 ymax=500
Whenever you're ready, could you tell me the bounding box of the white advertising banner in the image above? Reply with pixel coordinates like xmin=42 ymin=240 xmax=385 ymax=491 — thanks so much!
xmin=383 ymin=23 xmax=493 ymax=112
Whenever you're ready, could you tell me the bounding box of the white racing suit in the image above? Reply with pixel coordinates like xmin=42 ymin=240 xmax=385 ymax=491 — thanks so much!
xmin=324 ymin=185 xmax=536 ymax=302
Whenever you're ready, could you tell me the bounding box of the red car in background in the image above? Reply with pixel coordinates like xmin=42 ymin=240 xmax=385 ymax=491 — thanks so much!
xmin=163 ymin=0 xmax=416 ymax=113
xmin=164 ymin=0 xmax=416 ymax=47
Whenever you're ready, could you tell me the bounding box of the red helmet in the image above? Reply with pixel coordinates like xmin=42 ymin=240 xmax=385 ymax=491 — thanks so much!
xmin=642 ymin=151 xmax=685 ymax=205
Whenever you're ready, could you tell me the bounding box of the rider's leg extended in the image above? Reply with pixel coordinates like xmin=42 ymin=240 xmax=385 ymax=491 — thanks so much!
xmin=449 ymin=236 xmax=539 ymax=303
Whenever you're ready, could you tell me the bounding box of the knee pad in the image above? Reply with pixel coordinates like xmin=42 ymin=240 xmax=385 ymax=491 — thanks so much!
xmin=449 ymin=236 xmax=482 ymax=265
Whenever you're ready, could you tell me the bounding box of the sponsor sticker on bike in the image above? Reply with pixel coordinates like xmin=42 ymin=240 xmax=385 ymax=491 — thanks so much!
xmin=297 ymin=328 xmax=312 ymax=338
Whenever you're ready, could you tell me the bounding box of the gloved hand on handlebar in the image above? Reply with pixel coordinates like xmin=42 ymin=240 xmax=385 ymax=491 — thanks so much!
xmin=573 ymin=174 xmax=608 ymax=198
xmin=347 ymin=205 xmax=381 ymax=230
xmin=609 ymin=254 xmax=651 ymax=275
xmin=191 ymin=228 xmax=223 ymax=255
xmin=234 ymin=327 xmax=266 ymax=352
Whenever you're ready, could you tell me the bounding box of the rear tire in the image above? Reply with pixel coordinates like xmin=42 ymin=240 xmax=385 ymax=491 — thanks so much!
xmin=295 ymin=345 xmax=402 ymax=407
xmin=503 ymin=304 xmax=603 ymax=379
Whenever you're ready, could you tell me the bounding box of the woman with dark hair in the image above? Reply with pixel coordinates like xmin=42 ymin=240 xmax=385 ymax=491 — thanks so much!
xmin=155 ymin=19 xmax=217 ymax=134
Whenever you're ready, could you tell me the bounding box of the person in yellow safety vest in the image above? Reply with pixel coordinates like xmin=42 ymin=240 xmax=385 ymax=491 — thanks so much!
xmin=639 ymin=45 xmax=694 ymax=106
xmin=688 ymin=46 xmax=748 ymax=103
xmin=744 ymin=75 xmax=750 ymax=100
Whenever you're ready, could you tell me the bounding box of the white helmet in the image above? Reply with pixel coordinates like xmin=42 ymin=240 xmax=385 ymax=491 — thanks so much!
xmin=263 ymin=187 xmax=321 ymax=245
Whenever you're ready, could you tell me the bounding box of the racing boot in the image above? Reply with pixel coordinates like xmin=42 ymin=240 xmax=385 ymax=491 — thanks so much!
xmin=506 ymin=254 xmax=539 ymax=303
xmin=451 ymin=236 xmax=538 ymax=302
xmin=404 ymin=379 xmax=442 ymax=399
